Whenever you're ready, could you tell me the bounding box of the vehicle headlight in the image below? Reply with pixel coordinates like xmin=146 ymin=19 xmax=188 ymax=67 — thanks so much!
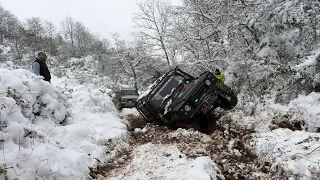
xmin=184 ymin=105 xmax=192 ymax=111
xmin=205 ymin=80 xmax=211 ymax=86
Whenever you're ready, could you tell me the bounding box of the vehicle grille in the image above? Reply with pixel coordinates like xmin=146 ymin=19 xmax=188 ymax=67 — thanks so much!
xmin=190 ymin=85 xmax=209 ymax=102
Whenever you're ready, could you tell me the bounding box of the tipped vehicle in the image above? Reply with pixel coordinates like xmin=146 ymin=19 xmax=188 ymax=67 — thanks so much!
xmin=136 ymin=67 xmax=237 ymax=133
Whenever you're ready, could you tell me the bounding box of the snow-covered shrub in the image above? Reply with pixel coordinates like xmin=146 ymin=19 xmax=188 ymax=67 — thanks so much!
xmin=0 ymin=69 xmax=71 ymax=124
xmin=0 ymin=69 xmax=79 ymax=179
xmin=0 ymin=61 xmax=14 ymax=70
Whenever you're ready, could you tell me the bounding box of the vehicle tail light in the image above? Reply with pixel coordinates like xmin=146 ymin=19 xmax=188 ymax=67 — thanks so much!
xmin=202 ymin=107 xmax=208 ymax=113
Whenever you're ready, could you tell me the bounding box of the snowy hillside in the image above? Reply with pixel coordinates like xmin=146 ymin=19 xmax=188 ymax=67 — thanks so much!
xmin=0 ymin=47 xmax=320 ymax=179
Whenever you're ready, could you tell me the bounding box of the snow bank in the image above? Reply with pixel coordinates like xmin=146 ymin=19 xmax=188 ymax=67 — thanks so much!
xmin=267 ymin=92 xmax=320 ymax=132
xmin=249 ymin=92 xmax=320 ymax=178
xmin=232 ymin=92 xmax=320 ymax=133
xmin=253 ymin=129 xmax=320 ymax=179
xmin=0 ymin=69 xmax=126 ymax=179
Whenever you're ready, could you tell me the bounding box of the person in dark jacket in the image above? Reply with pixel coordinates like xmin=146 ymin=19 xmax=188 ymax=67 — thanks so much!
xmin=32 ymin=51 xmax=51 ymax=83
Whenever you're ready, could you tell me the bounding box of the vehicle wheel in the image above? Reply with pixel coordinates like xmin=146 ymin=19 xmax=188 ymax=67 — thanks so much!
xmin=117 ymin=103 xmax=123 ymax=111
xmin=166 ymin=112 xmax=179 ymax=123
xmin=197 ymin=114 xmax=216 ymax=134
xmin=215 ymin=82 xmax=237 ymax=110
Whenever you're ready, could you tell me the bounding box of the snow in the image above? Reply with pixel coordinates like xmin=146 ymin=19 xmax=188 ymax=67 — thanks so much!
xmin=268 ymin=92 xmax=320 ymax=132
xmin=119 ymin=108 xmax=141 ymax=116
xmin=248 ymin=92 xmax=320 ymax=179
xmin=296 ymin=52 xmax=319 ymax=68
xmin=253 ymin=129 xmax=320 ymax=179
xmin=256 ymin=39 xmax=279 ymax=60
xmin=108 ymin=143 xmax=223 ymax=180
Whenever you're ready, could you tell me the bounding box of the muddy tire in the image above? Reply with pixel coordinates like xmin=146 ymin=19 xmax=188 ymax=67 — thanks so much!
xmin=196 ymin=113 xmax=217 ymax=134
xmin=117 ymin=103 xmax=123 ymax=111
xmin=215 ymin=82 xmax=238 ymax=110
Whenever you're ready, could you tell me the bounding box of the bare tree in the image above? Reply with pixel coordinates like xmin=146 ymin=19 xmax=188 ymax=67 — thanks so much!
xmin=100 ymin=34 xmax=160 ymax=89
xmin=61 ymin=16 xmax=76 ymax=56
xmin=25 ymin=17 xmax=44 ymax=52
xmin=12 ymin=24 xmax=26 ymax=60
xmin=92 ymin=37 xmax=111 ymax=74
xmin=43 ymin=21 xmax=58 ymax=55
xmin=0 ymin=5 xmax=5 ymax=43
xmin=134 ymin=0 xmax=173 ymax=66
xmin=9 ymin=18 xmax=25 ymax=59
xmin=74 ymin=21 xmax=94 ymax=56
xmin=0 ymin=9 xmax=21 ymax=41
xmin=0 ymin=7 xmax=26 ymax=59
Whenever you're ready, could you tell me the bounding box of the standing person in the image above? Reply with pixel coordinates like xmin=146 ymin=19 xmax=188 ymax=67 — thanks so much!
xmin=215 ymin=68 xmax=225 ymax=83
xmin=32 ymin=51 xmax=51 ymax=83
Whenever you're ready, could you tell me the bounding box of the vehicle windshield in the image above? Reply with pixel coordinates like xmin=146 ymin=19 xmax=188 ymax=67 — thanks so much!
xmin=122 ymin=90 xmax=139 ymax=96
xmin=150 ymin=73 xmax=185 ymax=107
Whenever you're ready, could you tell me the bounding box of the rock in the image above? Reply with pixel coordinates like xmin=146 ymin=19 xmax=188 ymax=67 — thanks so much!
xmin=200 ymin=135 xmax=212 ymax=144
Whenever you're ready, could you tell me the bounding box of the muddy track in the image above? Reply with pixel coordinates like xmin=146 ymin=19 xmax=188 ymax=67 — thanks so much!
xmin=89 ymin=114 xmax=290 ymax=179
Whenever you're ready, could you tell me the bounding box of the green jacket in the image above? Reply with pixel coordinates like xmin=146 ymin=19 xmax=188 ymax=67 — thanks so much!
xmin=215 ymin=73 xmax=226 ymax=83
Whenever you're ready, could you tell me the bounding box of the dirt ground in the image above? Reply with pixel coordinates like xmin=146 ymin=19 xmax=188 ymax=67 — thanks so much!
xmin=89 ymin=114 xmax=301 ymax=180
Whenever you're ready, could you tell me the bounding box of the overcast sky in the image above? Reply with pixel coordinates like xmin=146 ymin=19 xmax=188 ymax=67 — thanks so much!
xmin=0 ymin=0 xmax=142 ymax=40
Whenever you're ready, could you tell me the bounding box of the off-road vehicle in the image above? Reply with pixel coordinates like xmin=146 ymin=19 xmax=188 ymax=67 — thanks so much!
xmin=136 ymin=67 xmax=237 ymax=132
xmin=116 ymin=88 xmax=139 ymax=110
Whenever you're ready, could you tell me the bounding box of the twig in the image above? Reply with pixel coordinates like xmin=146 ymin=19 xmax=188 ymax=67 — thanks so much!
xmin=1 ymin=139 xmax=4 ymax=161
xmin=295 ymin=145 xmax=320 ymax=162
xmin=4 ymin=166 xmax=25 ymax=176
xmin=36 ymin=169 xmax=63 ymax=180
xmin=39 ymin=158 xmax=49 ymax=165
xmin=32 ymin=126 xmax=61 ymax=152
xmin=19 ymin=130 xmax=21 ymax=151
xmin=305 ymin=145 xmax=320 ymax=156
